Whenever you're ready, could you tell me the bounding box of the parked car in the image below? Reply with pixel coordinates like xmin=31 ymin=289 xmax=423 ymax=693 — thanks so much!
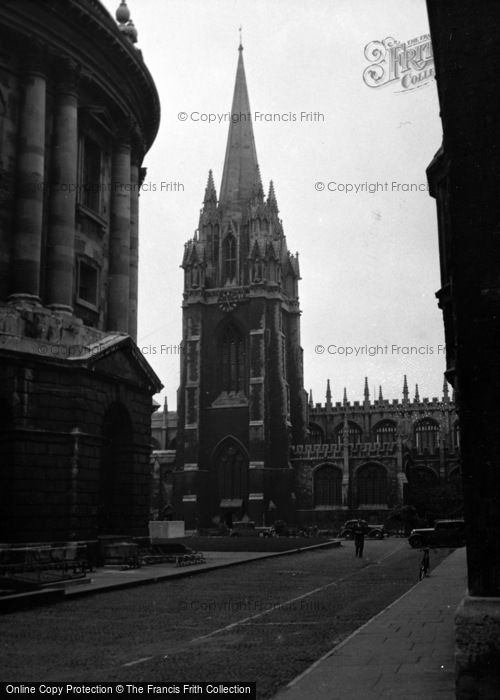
xmin=408 ymin=519 xmax=466 ymax=548
xmin=230 ymin=521 xmax=275 ymax=537
xmin=339 ymin=519 xmax=385 ymax=539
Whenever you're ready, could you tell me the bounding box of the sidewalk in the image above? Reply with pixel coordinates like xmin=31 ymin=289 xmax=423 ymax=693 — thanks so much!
xmin=274 ymin=547 xmax=467 ymax=700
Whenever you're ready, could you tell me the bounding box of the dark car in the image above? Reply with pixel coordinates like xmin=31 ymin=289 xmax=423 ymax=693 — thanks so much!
xmin=230 ymin=521 xmax=275 ymax=537
xmin=408 ymin=519 xmax=465 ymax=548
xmin=339 ymin=519 xmax=385 ymax=539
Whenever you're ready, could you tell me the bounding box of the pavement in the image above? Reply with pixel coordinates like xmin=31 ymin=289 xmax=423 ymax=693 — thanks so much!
xmin=1 ymin=541 xmax=468 ymax=699
xmin=274 ymin=546 xmax=467 ymax=700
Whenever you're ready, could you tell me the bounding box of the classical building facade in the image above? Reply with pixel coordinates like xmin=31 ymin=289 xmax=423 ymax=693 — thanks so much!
xmin=293 ymin=377 xmax=459 ymax=527
xmin=174 ymin=43 xmax=307 ymax=529
xmin=0 ymin=0 xmax=162 ymax=542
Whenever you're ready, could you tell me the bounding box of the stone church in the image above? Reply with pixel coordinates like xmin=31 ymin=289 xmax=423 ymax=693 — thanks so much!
xmin=173 ymin=43 xmax=307 ymax=530
xmin=0 ymin=0 xmax=162 ymax=543
xmin=151 ymin=45 xmax=460 ymax=529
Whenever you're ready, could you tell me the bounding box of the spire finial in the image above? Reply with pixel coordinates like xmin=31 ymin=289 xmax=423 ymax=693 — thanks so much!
xmin=309 ymin=389 xmax=313 ymax=408
xmin=267 ymin=180 xmax=279 ymax=212
xmin=364 ymin=376 xmax=370 ymax=402
xmin=326 ymin=379 xmax=332 ymax=407
xmin=403 ymin=375 xmax=409 ymax=402
xmin=378 ymin=385 xmax=383 ymax=402
xmin=414 ymin=384 xmax=420 ymax=402
xmin=203 ymin=169 xmax=217 ymax=206
xmin=239 ymin=26 xmax=243 ymax=51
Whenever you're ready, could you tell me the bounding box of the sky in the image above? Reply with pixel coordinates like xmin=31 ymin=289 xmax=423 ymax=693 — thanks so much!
xmin=102 ymin=0 xmax=445 ymax=409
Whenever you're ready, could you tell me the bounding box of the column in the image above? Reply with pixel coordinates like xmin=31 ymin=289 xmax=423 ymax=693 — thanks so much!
xmin=128 ymin=157 xmax=140 ymax=340
xmin=10 ymin=50 xmax=46 ymax=301
xmin=46 ymin=59 xmax=79 ymax=310
xmin=107 ymin=129 xmax=131 ymax=333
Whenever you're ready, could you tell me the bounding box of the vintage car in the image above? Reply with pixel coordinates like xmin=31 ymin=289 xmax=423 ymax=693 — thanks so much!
xmin=230 ymin=521 xmax=275 ymax=537
xmin=339 ymin=519 xmax=385 ymax=539
xmin=408 ymin=519 xmax=466 ymax=548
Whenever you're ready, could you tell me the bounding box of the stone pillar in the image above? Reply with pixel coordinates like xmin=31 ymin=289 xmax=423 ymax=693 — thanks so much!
xmin=107 ymin=130 xmax=131 ymax=333
xmin=128 ymin=157 xmax=140 ymax=340
xmin=10 ymin=51 xmax=46 ymax=302
xmin=46 ymin=59 xmax=79 ymax=311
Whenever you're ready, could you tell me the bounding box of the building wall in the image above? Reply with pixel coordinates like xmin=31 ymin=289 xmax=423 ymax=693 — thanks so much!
xmin=0 ymin=0 xmax=162 ymax=544
xmin=291 ymin=380 xmax=459 ymax=526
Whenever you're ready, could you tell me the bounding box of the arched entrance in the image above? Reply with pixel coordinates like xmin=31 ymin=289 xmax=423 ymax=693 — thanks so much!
xmin=98 ymin=403 xmax=134 ymax=534
xmin=213 ymin=437 xmax=249 ymax=527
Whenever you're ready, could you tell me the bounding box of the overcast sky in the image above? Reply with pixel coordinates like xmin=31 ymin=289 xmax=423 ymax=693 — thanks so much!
xmin=102 ymin=0 xmax=445 ymax=409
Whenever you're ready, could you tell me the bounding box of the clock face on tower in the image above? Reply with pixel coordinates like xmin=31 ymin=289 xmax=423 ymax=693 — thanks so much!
xmin=217 ymin=289 xmax=242 ymax=312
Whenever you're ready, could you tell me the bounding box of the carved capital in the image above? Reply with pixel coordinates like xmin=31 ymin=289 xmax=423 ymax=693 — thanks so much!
xmin=54 ymin=57 xmax=81 ymax=96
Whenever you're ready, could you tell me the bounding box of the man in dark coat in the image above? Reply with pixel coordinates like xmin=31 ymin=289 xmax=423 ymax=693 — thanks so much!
xmin=354 ymin=520 xmax=365 ymax=558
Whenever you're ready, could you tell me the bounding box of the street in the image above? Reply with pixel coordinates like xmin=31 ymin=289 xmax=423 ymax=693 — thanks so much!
xmin=0 ymin=540 xmax=450 ymax=698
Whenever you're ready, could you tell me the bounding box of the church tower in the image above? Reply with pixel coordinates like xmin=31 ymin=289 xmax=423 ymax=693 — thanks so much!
xmin=176 ymin=43 xmax=306 ymax=529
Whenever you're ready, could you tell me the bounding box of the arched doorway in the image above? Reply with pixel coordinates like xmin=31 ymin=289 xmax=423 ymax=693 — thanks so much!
xmin=213 ymin=437 xmax=249 ymax=527
xmin=98 ymin=403 xmax=134 ymax=534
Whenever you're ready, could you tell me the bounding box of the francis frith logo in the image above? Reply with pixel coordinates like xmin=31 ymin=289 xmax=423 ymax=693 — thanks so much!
xmin=362 ymin=34 xmax=434 ymax=92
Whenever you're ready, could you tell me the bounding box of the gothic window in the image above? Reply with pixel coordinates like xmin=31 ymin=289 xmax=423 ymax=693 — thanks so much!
xmin=357 ymin=463 xmax=387 ymax=505
xmin=220 ymin=323 xmax=245 ymax=393
xmin=191 ymin=264 xmax=200 ymax=288
xmin=374 ymin=420 xmax=397 ymax=443
xmin=314 ymin=465 xmax=342 ymax=506
xmin=415 ymin=419 xmax=440 ymax=451
xmin=223 ymin=233 xmax=237 ymax=283
xmin=335 ymin=421 xmax=362 ymax=445
xmin=308 ymin=423 xmax=324 ymax=444
xmin=216 ymin=440 xmax=248 ymax=499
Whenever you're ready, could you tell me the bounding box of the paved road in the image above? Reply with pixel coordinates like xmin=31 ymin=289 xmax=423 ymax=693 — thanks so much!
xmin=0 ymin=541 xmax=450 ymax=698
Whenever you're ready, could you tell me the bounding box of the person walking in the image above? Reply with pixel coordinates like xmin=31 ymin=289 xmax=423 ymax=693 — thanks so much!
xmin=354 ymin=520 xmax=365 ymax=558
xmin=419 ymin=547 xmax=430 ymax=580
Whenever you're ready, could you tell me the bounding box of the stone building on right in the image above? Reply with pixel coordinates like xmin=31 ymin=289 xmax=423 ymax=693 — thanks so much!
xmin=426 ymin=1 xmax=500 ymax=696
xmin=292 ymin=376 xmax=460 ymax=528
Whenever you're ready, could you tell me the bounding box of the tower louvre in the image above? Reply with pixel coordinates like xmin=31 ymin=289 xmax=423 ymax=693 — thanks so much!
xmin=176 ymin=45 xmax=306 ymax=529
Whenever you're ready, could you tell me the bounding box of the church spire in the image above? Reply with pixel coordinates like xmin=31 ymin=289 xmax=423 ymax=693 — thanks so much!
xmin=219 ymin=44 xmax=259 ymax=209
xmin=414 ymin=384 xmax=420 ymax=402
xmin=403 ymin=375 xmax=409 ymax=403
xmin=203 ymin=169 xmax=217 ymax=207
xmin=364 ymin=376 xmax=370 ymax=404
xmin=267 ymin=180 xmax=279 ymax=213
xmin=326 ymin=379 xmax=332 ymax=408
xmin=378 ymin=385 xmax=383 ymax=402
